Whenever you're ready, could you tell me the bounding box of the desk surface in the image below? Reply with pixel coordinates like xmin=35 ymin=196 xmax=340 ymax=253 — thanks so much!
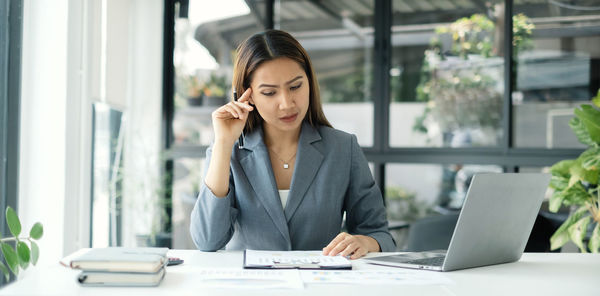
xmin=0 ymin=250 xmax=598 ymax=296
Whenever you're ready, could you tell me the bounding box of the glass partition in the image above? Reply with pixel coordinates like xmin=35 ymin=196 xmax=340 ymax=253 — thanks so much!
xmin=91 ymin=103 xmax=124 ymax=247
xmin=512 ymin=2 xmax=600 ymax=148
xmin=385 ymin=163 xmax=502 ymax=250
xmin=389 ymin=1 xmax=505 ymax=148
xmin=278 ymin=0 xmax=375 ymax=147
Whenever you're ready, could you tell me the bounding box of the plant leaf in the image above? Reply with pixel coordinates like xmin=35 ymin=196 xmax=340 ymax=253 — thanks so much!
xmin=0 ymin=261 xmax=9 ymax=281
xmin=550 ymin=160 xmax=574 ymax=179
xmin=548 ymin=190 xmax=565 ymax=212
xmin=574 ymin=105 xmax=600 ymax=145
xmin=589 ymin=223 xmax=600 ymax=253
xmin=29 ymin=222 xmax=43 ymax=240
xmin=549 ymin=175 xmax=568 ymax=190
xmin=561 ymin=182 xmax=591 ymax=206
xmin=0 ymin=243 xmax=19 ymax=276
xmin=570 ymin=157 xmax=599 ymax=185
xmin=30 ymin=241 xmax=39 ymax=266
xmin=569 ymin=117 xmax=595 ymax=146
xmin=5 ymin=207 xmax=21 ymax=237
xmin=592 ymin=89 xmax=600 ymax=108
xmin=16 ymin=241 xmax=30 ymax=269
xmin=581 ymin=147 xmax=600 ymax=171
xmin=568 ymin=215 xmax=591 ymax=253
xmin=550 ymin=207 xmax=588 ymax=250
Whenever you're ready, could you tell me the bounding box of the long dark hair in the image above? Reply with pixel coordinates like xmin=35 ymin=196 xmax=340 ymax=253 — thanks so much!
xmin=232 ymin=29 xmax=332 ymax=134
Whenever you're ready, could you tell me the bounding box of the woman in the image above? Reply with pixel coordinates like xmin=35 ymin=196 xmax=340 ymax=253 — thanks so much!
xmin=190 ymin=30 xmax=395 ymax=259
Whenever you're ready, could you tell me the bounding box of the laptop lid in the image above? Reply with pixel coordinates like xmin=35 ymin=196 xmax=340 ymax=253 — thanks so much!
xmin=441 ymin=173 xmax=550 ymax=271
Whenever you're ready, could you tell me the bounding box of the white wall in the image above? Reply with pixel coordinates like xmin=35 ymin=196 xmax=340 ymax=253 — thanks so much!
xmin=20 ymin=0 xmax=69 ymax=266
xmin=121 ymin=0 xmax=164 ymax=247
xmin=19 ymin=0 xmax=164 ymax=264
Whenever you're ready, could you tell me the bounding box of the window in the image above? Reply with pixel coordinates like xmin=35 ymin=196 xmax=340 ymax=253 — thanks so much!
xmin=279 ymin=0 xmax=375 ymax=146
xmin=170 ymin=0 xmax=264 ymax=249
xmin=1 ymin=0 xmax=23 ymax=285
xmin=390 ymin=1 xmax=505 ymax=148
xmin=512 ymin=1 xmax=600 ymax=148
xmin=165 ymin=1 xmax=594 ymax=251
xmin=386 ymin=163 xmax=502 ymax=249
xmin=90 ymin=104 xmax=124 ymax=247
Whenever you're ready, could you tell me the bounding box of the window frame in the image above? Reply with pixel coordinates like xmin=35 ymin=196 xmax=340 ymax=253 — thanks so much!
xmin=367 ymin=0 xmax=583 ymax=191
xmin=162 ymin=0 xmax=585 ymax=206
xmin=0 ymin=0 xmax=23 ymax=285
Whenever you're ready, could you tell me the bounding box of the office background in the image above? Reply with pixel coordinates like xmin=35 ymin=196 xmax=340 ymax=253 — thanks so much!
xmin=1 ymin=0 xmax=599 ymax=284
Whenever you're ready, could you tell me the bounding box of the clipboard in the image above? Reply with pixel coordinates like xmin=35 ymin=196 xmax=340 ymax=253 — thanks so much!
xmin=243 ymin=249 xmax=352 ymax=270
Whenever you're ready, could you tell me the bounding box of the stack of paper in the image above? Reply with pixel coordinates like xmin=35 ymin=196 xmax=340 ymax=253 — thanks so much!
xmin=244 ymin=250 xmax=352 ymax=269
xmin=69 ymin=247 xmax=168 ymax=287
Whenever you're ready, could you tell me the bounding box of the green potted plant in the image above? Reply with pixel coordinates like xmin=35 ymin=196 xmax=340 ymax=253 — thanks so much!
xmin=134 ymin=170 xmax=173 ymax=248
xmin=201 ymin=73 xmax=228 ymax=107
xmin=548 ymin=90 xmax=600 ymax=253
xmin=185 ymin=75 xmax=203 ymax=106
xmin=385 ymin=186 xmax=433 ymax=222
xmin=1 ymin=207 xmax=43 ymax=281
xmin=413 ymin=13 xmax=534 ymax=147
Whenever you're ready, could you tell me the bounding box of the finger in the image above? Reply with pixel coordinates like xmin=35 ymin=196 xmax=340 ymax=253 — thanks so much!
xmin=323 ymin=232 xmax=349 ymax=255
xmin=323 ymin=233 xmax=345 ymax=254
xmin=213 ymin=106 xmax=236 ymax=119
xmin=340 ymin=242 xmax=359 ymax=257
xmin=233 ymin=101 xmax=253 ymax=112
xmin=230 ymin=102 xmax=251 ymax=120
xmin=350 ymin=247 xmax=368 ymax=260
xmin=221 ymin=105 xmax=240 ymax=118
xmin=227 ymin=102 xmax=244 ymax=118
xmin=330 ymin=236 xmax=354 ymax=256
xmin=238 ymin=88 xmax=252 ymax=103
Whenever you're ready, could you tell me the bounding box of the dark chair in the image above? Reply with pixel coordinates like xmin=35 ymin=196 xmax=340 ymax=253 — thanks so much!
xmin=403 ymin=212 xmax=565 ymax=252
xmin=404 ymin=214 xmax=459 ymax=252
xmin=524 ymin=211 xmax=567 ymax=252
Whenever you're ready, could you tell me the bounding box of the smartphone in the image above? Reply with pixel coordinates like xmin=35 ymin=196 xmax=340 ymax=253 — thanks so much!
xmin=167 ymin=257 xmax=184 ymax=266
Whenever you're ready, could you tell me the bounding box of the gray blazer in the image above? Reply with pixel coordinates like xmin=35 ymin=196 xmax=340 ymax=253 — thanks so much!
xmin=190 ymin=121 xmax=395 ymax=252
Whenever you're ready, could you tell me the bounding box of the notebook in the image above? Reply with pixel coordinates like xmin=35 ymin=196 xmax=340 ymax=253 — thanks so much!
xmin=243 ymin=250 xmax=352 ymax=270
xmin=69 ymin=247 xmax=168 ymax=273
xmin=364 ymin=173 xmax=551 ymax=272
xmin=77 ymin=268 xmax=166 ymax=287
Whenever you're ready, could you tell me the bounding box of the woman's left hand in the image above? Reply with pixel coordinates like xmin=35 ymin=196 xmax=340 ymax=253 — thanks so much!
xmin=322 ymin=232 xmax=380 ymax=260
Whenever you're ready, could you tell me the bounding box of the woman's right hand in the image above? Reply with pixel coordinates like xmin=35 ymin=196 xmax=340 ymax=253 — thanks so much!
xmin=211 ymin=88 xmax=254 ymax=146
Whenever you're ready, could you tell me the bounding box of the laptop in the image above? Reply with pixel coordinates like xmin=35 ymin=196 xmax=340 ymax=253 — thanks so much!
xmin=364 ymin=173 xmax=551 ymax=272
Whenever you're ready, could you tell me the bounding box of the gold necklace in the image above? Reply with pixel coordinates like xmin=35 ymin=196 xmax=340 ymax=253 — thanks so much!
xmin=268 ymin=148 xmax=297 ymax=169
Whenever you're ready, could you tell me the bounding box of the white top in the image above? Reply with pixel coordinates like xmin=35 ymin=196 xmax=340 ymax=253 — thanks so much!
xmin=278 ymin=189 xmax=290 ymax=208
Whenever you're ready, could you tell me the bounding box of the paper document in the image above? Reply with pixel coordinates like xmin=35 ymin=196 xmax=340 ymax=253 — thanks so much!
xmin=244 ymin=250 xmax=352 ymax=269
xmin=300 ymin=269 xmax=453 ymax=285
xmin=196 ymin=268 xmax=303 ymax=289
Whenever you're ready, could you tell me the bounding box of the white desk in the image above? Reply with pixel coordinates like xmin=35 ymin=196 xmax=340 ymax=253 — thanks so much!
xmin=0 ymin=250 xmax=598 ymax=296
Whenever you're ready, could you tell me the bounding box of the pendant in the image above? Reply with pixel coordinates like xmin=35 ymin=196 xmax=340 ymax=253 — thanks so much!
xmin=283 ymin=163 xmax=289 ymax=169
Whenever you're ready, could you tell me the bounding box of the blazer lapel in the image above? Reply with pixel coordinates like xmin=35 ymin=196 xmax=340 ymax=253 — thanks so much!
xmin=239 ymin=126 xmax=291 ymax=245
xmin=285 ymin=122 xmax=324 ymax=222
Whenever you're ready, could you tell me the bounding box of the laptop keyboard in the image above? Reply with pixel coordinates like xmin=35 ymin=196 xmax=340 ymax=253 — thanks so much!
xmin=404 ymin=256 xmax=445 ymax=267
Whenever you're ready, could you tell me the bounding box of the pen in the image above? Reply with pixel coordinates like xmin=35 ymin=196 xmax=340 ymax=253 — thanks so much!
xmin=234 ymin=90 xmax=244 ymax=149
